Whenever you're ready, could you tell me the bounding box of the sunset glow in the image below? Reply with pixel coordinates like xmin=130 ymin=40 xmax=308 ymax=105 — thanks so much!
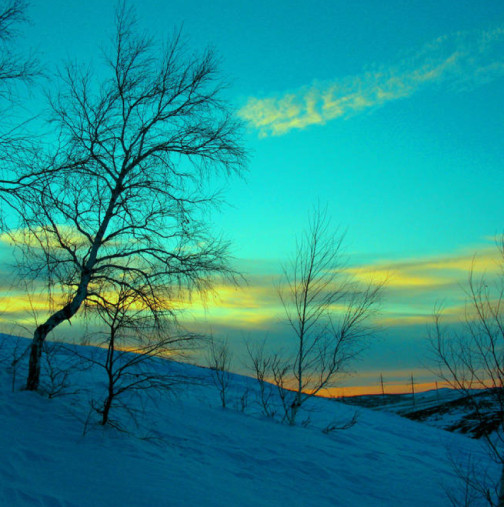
xmin=0 ymin=0 xmax=503 ymax=395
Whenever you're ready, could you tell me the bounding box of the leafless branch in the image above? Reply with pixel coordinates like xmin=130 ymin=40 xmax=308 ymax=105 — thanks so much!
xmin=430 ymin=247 xmax=504 ymax=506
xmin=8 ymin=4 xmax=246 ymax=391
xmin=206 ymin=336 xmax=233 ymax=408
xmin=275 ymin=205 xmax=383 ymax=424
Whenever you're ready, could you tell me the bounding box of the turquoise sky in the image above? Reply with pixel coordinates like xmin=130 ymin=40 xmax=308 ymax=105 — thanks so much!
xmin=5 ymin=0 xmax=504 ymax=393
xmin=19 ymin=0 xmax=504 ymax=261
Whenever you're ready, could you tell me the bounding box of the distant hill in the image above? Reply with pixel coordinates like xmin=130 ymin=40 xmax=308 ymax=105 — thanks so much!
xmin=340 ymin=388 xmax=500 ymax=439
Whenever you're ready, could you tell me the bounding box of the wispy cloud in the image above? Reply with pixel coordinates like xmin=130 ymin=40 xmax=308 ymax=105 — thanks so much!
xmin=349 ymin=247 xmax=501 ymax=289
xmin=239 ymin=27 xmax=504 ymax=136
xmin=175 ymin=246 xmax=502 ymax=332
xmin=349 ymin=246 xmax=502 ymax=326
xmin=1 ymin=243 xmax=500 ymax=333
xmin=180 ymin=278 xmax=283 ymax=330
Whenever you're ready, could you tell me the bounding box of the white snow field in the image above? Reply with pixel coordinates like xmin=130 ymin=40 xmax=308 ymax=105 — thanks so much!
xmin=0 ymin=335 xmax=498 ymax=506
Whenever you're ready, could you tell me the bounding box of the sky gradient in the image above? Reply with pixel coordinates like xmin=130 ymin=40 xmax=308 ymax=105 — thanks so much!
xmin=2 ymin=0 xmax=504 ymax=394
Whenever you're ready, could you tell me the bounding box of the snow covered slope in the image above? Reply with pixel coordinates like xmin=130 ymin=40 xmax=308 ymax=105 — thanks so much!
xmin=0 ymin=336 xmax=498 ymax=506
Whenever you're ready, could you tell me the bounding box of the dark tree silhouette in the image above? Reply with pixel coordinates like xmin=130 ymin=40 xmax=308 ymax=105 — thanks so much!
xmin=206 ymin=337 xmax=233 ymax=408
xmin=431 ymin=248 xmax=504 ymax=506
xmin=78 ymin=272 xmax=199 ymax=429
xmin=0 ymin=0 xmax=39 ymax=205
xmin=15 ymin=4 xmax=246 ymax=391
xmin=276 ymin=206 xmax=382 ymax=424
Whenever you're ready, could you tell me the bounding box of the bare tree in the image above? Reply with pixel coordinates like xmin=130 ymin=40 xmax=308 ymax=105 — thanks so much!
xmin=0 ymin=0 xmax=36 ymax=87
xmin=39 ymin=341 xmax=88 ymax=399
xmin=13 ymin=4 xmax=246 ymax=391
xmin=276 ymin=206 xmax=382 ymax=424
xmin=430 ymin=250 xmax=504 ymax=506
xmin=270 ymin=352 xmax=297 ymax=424
xmin=246 ymin=340 xmax=276 ymax=417
xmin=0 ymin=0 xmax=39 ymax=210
xmin=79 ymin=274 xmax=200 ymax=429
xmin=207 ymin=337 xmax=233 ymax=408
xmin=7 ymin=334 xmax=28 ymax=392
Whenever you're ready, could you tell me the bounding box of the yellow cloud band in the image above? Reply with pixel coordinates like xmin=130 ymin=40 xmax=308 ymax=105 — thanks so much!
xmin=239 ymin=28 xmax=504 ymax=136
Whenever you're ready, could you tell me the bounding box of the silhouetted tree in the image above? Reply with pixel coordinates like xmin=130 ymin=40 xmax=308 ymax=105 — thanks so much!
xmin=80 ymin=273 xmax=198 ymax=428
xmin=0 ymin=0 xmax=39 ymax=209
xmin=0 ymin=1 xmax=35 ymax=85
xmin=207 ymin=337 xmax=232 ymax=408
xmin=246 ymin=340 xmax=276 ymax=417
xmin=431 ymin=246 xmax=504 ymax=506
xmin=39 ymin=341 xmax=88 ymax=399
xmin=380 ymin=373 xmax=385 ymax=399
xmin=276 ymin=206 xmax=382 ymax=424
xmin=14 ymin=4 xmax=246 ymax=391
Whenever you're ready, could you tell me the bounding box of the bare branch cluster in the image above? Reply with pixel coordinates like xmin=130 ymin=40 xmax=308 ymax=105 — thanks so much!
xmin=39 ymin=341 xmax=89 ymax=399
xmin=246 ymin=341 xmax=277 ymax=417
xmin=78 ymin=274 xmax=201 ymax=428
xmin=0 ymin=0 xmax=40 ymax=222
xmin=6 ymin=4 xmax=246 ymax=390
xmin=206 ymin=337 xmax=233 ymax=408
xmin=275 ymin=206 xmax=382 ymax=424
xmin=0 ymin=0 xmax=37 ymax=90
xmin=430 ymin=249 xmax=504 ymax=506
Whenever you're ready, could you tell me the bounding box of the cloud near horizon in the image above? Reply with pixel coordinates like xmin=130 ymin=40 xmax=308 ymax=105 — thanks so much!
xmin=1 ymin=243 xmax=501 ymax=333
xmin=350 ymin=246 xmax=502 ymax=322
xmin=177 ymin=245 xmax=503 ymax=332
xmin=239 ymin=27 xmax=504 ymax=136
xmin=348 ymin=246 xmax=501 ymax=288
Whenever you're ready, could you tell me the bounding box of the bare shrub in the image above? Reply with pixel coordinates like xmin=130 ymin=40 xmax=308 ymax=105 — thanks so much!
xmin=207 ymin=337 xmax=233 ymax=409
xmin=39 ymin=342 xmax=89 ymax=399
xmin=246 ymin=340 xmax=277 ymax=417
xmin=430 ymin=247 xmax=504 ymax=506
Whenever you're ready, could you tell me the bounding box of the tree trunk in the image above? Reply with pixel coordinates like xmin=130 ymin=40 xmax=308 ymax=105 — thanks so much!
xmin=25 ymin=172 xmax=123 ymax=391
xmin=101 ymin=339 xmax=115 ymax=425
xmin=26 ymin=280 xmax=90 ymax=390
xmin=26 ymin=327 xmax=44 ymax=390
xmin=101 ymin=394 xmax=113 ymax=425
xmin=26 ymin=309 xmax=73 ymax=390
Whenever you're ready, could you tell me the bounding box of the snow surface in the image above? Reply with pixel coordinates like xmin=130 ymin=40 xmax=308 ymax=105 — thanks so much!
xmin=0 ymin=335 xmax=498 ymax=506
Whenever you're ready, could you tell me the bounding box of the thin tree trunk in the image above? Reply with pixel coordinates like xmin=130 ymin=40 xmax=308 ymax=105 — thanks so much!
xmin=26 ymin=305 xmax=80 ymax=390
xmin=26 ymin=327 xmax=44 ymax=391
xmin=25 ymin=181 xmax=123 ymax=391
xmin=101 ymin=392 xmax=113 ymax=425
xmin=101 ymin=334 xmax=116 ymax=425
xmin=26 ymin=275 xmax=91 ymax=390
